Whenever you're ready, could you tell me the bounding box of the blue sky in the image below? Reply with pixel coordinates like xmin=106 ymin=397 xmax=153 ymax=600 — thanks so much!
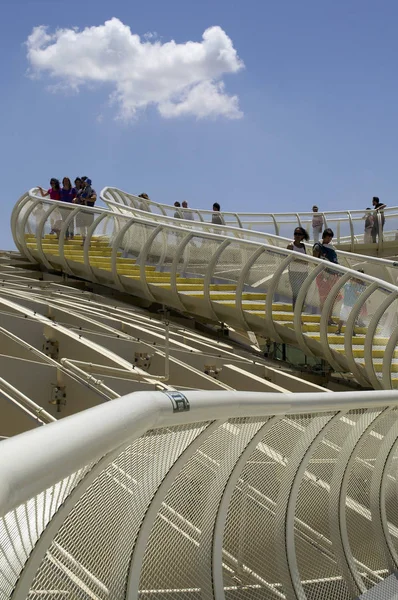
xmin=2 ymin=0 xmax=398 ymax=249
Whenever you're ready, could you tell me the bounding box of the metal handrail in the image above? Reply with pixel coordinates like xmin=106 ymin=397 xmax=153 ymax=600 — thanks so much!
xmin=1 ymin=388 xmax=397 ymax=519
xmin=11 ymin=191 xmax=398 ymax=390
xmin=103 ymin=185 xmax=397 ymax=219
xmin=102 ymin=186 xmax=398 ymax=250
xmin=100 ymin=191 xmax=398 ymax=274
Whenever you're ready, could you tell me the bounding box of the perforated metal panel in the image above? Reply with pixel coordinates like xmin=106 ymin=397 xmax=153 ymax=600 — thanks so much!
xmin=2 ymin=404 xmax=398 ymax=599
xmin=27 ymin=423 xmax=209 ymax=599
xmin=0 ymin=466 xmax=94 ymax=599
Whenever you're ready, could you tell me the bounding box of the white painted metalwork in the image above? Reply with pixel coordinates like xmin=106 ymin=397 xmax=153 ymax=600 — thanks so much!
xmin=102 ymin=186 xmax=398 ymax=257
xmin=12 ymin=191 xmax=398 ymax=390
xmin=0 ymin=244 xmax=328 ymax=440
xmin=6 ymin=189 xmax=398 ymax=598
xmin=101 ymin=188 xmax=398 ymax=265
xmin=2 ymin=389 xmax=398 ymax=598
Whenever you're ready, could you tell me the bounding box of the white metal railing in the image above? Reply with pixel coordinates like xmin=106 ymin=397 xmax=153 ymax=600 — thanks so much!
xmin=103 ymin=186 xmax=398 ymax=254
xmin=2 ymin=389 xmax=398 ymax=599
xmin=100 ymin=190 xmax=398 ymax=283
xmin=11 ymin=191 xmax=398 ymax=390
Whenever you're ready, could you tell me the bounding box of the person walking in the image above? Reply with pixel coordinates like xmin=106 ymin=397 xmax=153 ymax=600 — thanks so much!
xmin=313 ymin=228 xmax=339 ymax=324
xmin=335 ymin=272 xmax=365 ymax=335
xmin=312 ymin=206 xmax=324 ymax=243
xmin=287 ymin=227 xmax=309 ymax=309
xmin=371 ymin=197 xmax=386 ymax=243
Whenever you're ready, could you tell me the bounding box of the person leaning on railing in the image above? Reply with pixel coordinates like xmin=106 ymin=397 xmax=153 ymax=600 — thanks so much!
xmin=313 ymin=228 xmax=339 ymax=326
xmin=37 ymin=178 xmax=61 ymax=201
xmin=37 ymin=179 xmax=62 ymax=236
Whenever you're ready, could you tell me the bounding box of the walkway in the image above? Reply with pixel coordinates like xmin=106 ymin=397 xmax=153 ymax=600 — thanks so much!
xmin=12 ymin=190 xmax=398 ymax=390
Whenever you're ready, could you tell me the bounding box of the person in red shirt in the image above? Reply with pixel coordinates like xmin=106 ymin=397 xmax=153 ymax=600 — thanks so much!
xmin=38 ymin=178 xmax=61 ymax=200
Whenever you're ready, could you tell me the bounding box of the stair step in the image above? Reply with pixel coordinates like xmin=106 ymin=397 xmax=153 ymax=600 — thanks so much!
xmin=308 ymin=334 xmax=388 ymax=346
xmin=185 ymin=291 xmax=267 ymax=301
xmin=153 ymin=284 xmax=237 ymax=291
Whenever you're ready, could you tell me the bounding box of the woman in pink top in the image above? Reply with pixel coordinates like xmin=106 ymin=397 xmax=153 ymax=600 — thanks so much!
xmin=38 ymin=178 xmax=61 ymax=200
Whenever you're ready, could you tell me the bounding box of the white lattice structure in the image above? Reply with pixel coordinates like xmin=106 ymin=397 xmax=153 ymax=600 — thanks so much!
xmin=4 ymin=189 xmax=398 ymax=598
xmin=103 ymin=186 xmax=398 ymax=257
xmin=100 ymin=190 xmax=398 ymax=283
xmin=1 ymin=255 xmax=329 ymax=438
xmin=11 ymin=190 xmax=398 ymax=390
xmin=2 ymin=389 xmax=398 ymax=599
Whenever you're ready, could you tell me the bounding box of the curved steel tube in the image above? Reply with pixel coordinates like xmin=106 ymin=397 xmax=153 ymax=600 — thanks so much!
xmin=11 ymin=191 xmax=398 ymax=391
xmin=2 ymin=391 xmax=398 ymax=599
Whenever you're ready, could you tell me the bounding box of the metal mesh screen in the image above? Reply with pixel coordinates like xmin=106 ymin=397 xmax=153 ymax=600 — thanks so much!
xmin=382 ymin=436 xmax=398 ymax=562
xmin=138 ymin=418 xmax=270 ymax=599
xmin=26 ymin=423 xmax=209 ymax=599
xmin=291 ymin=409 xmax=385 ymax=600
xmin=222 ymin=414 xmax=321 ymax=599
xmin=0 ymin=465 xmax=94 ymax=599
xmin=344 ymin=409 xmax=398 ymax=588
xmin=369 ymin=291 xmax=394 ymax=385
xmin=2 ymin=407 xmax=398 ymax=599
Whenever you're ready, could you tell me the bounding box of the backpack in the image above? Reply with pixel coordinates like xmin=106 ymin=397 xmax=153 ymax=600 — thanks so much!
xmin=313 ymin=242 xmax=338 ymax=264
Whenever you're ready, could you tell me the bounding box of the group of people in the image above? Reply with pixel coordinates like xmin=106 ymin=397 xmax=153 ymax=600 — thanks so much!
xmin=312 ymin=197 xmax=387 ymax=244
xmin=138 ymin=193 xmax=224 ymax=225
xmin=38 ymin=177 xmax=97 ymax=206
xmin=173 ymin=201 xmax=223 ymax=224
xmin=172 ymin=200 xmax=223 ymax=224
xmin=363 ymin=197 xmax=386 ymax=243
xmin=287 ymin=226 xmax=366 ymax=334
xmin=140 ymin=194 xmax=387 ymax=244
xmin=37 ymin=177 xmax=97 ymax=241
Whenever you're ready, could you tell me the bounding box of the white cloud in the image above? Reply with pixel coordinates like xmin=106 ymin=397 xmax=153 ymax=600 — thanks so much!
xmin=25 ymin=18 xmax=244 ymax=121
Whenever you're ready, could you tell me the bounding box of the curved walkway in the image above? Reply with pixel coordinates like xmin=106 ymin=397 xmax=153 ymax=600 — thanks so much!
xmin=12 ymin=190 xmax=398 ymax=390
xmin=101 ymin=189 xmax=398 ymax=285
xmin=2 ymin=389 xmax=398 ymax=599
xmin=103 ymin=186 xmax=398 ymax=257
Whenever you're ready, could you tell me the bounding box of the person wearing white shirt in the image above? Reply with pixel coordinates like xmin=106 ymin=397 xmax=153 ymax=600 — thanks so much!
xmin=182 ymin=200 xmax=194 ymax=220
xmin=312 ymin=205 xmax=324 ymax=243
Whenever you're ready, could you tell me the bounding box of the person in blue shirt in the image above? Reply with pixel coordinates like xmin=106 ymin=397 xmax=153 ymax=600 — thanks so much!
xmin=335 ymin=273 xmax=365 ymax=335
xmin=313 ymin=228 xmax=339 ymax=324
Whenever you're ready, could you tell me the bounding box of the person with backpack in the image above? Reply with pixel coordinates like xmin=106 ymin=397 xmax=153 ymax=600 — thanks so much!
xmin=313 ymin=228 xmax=339 ymax=324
